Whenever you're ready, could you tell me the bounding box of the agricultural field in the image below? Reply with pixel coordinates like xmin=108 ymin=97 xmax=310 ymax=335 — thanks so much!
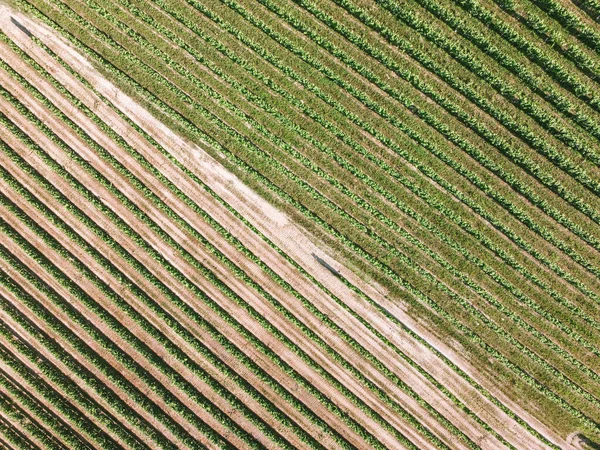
xmin=0 ymin=0 xmax=599 ymax=447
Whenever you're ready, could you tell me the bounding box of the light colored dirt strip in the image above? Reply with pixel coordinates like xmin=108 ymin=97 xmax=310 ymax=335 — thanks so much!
xmin=0 ymin=252 xmax=220 ymax=450
xmin=0 ymin=392 xmax=57 ymax=450
xmin=0 ymin=33 xmax=440 ymax=448
xmin=4 ymin=75 xmax=460 ymax=450
xmin=0 ymin=162 xmax=302 ymax=450
xmin=192 ymin=0 xmax=600 ymax=310
xmin=0 ymin=366 xmax=95 ymax=450
xmin=1 ymin=6 xmax=576 ymax=446
xmin=0 ymin=8 xmax=571 ymax=448
xmin=0 ymin=94 xmax=414 ymax=450
xmin=0 ymin=38 xmax=483 ymax=450
xmin=0 ymin=334 xmax=114 ymax=450
xmin=0 ymin=134 xmax=376 ymax=450
xmin=0 ymin=181 xmax=350 ymax=450
xmin=43 ymin=32 xmax=572 ymax=450
xmin=0 ymin=134 xmax=371 ymax=450
xmin=222 ymin=0 xmax=600 ymax=308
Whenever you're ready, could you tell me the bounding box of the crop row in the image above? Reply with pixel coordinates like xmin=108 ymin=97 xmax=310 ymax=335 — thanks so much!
xmin=1 ymin=50 xmax=459 ymax=449
xmin=0 ymin=312 xmax=132 ymax=449
xmin=54 ymin=0 xmax=600 ymax=326
xmin=1 ymin=86 xmax=404 ymax=448
xmin=373 ymin=0 xmax=600 ymax=169
xmin=189 ymin=0 xmax=600 ymax=287
xmin=30 ymin=0 xmax=600 ymax=428
xmin=0 ymin=143 xmax=335 ymax=450
xmin=140 ymin=0 xmax=600 ymax=328
xmin=0 ymin=392 xmax=42 ymax=450
xmin=106 ymin=0 xmax=600 ymax=364
xmin=408 ymin=0 xmax=600 ymax=147
xmin=0 ymin=220 xmax=242 ymax=450
xmin=459 ymin=0 xmax=600 ymax=105
xmin=15 ymin=0 xmax=591 ymax=442
xmin=203 ymin=0 xmax=600 ymax=312
xmin=304 ymin=0 xmax=600 ymax=248
xmin=528 ymin=0 xmax=600 ymax=53
xmin=0 ymin=360 xmax=91 ymax=450
xmin=0 ymin=386 xmax=65 ymax=450
xmin=93 ymin=1 xmax=600 ymax=389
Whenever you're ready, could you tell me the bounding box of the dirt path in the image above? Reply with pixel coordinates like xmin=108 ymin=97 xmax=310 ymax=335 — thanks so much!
xmin=0 ymin=124 xmax=369 ymax=449
xmin=0 ymin=23 xmax=500 ymax=449
xmin=0 ymin=40 xmax=483 ymax=450
xmin=44 ymin=27 xmax=567 ymax=450
xmin=0 ymin=84 xmax=414 ymax=449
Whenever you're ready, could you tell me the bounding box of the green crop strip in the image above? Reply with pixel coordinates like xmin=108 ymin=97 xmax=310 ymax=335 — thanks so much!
xmin=0 ymin=130 xmax=357 ymax=450
xmin=0 ymin=407 xmax=40 ymax=450
xmin=528 ymin=0 xmax=600 ymax=54
xmin=0 ymin=235 xmax=226 ymax=450
xmin=200 ymin=0 xmax=600 ymax=242
xmin=54 ymin=0 xmax=600 ymax=409
xmin=7 ymin=0 xmax=592 ymax=442
xmin=0 ymin=170 xmax=297 ymax=450
xmin=371 ymin=0 xmax=600 ymax=164
xmin=0 ymin=385 xmax=68 ymax=450
xmin=166 ymin=0 xmax=600 ymax=335
xmin=284 ymin=0 xmax=600 ymax=255
xmin=456 ymin=0 xmax=600 ymax=111
xmin=176 ymin=0 xmax=600 ymax=290
xmin=401 ymin=0 xmax=600 ymax=147
xmin=0 ymin=326 xmax=128 ymax=449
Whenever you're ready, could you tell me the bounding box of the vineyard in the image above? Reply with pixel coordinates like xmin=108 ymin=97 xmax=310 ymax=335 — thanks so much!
xmin=0 ymin=0 xmax=599 ymax=447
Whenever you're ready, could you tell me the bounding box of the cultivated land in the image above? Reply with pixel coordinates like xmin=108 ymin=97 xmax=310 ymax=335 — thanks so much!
xmin=0 ymin=0 xmax=599 ymax=448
